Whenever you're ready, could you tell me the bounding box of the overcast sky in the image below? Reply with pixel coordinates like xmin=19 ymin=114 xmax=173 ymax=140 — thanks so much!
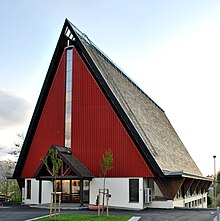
xmin=0 ymin=0 xmax=220 ymax=176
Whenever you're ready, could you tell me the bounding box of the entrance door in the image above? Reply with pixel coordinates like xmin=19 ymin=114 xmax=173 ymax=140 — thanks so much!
xmin=55 ymin=179 xmax=89 ymax=203
xmin=71 ymin=180 xmax=80 ymax=202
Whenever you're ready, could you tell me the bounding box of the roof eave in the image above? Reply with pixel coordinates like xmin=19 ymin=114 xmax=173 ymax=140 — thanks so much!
xmin=164 ymin=171 xmax=213 ymax=182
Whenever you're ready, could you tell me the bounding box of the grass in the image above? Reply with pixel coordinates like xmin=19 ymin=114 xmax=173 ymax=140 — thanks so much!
xmin=36 ymin=214 xmax=131 ymax=221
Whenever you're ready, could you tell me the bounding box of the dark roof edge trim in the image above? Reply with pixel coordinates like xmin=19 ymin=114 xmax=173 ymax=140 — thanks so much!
xmin=164 ymin=171 xmax=213 ymax=181
xmin=13 ymin=20 xmax=69 ymax=179
xmin=67 ymin=19 xmax=164 ymax=112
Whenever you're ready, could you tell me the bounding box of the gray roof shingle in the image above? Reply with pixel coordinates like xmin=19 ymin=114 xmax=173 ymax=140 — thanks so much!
xmin=71 ymin=24 xmax=202 ymax=176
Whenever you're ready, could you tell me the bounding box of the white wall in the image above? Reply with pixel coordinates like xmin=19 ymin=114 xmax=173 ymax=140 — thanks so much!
xmin=24 ymin=178 xmax=39 ymax=204
xmin=147 ymin=200 xmax=174 ymax=209
xmin=24 ymin=179 xmax=52 ymax=205
xmin=175 ymin=193 xmax=207 ymax=208
xmin=90 ymin=178 xmax=144 ymax=210
xmin=41 ymin=181 xmax=53 ymax=204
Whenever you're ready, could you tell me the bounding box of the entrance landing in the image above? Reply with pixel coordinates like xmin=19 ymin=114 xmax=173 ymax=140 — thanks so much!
xmin=30 ymin=203 xmax=88 ymax=210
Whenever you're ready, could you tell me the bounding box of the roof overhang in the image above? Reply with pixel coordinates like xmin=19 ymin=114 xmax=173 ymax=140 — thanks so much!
xmin=163 ymin=171 xmax=213 ymax=182
xmin=35 ymin=145 xmax=94 ymax=180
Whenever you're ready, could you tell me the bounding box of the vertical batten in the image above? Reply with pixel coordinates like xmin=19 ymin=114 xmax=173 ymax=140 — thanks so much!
xmin=65 ymin=48 xmax=73 ymax=148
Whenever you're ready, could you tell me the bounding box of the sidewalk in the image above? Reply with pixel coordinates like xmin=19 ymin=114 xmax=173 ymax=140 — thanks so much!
xmin=30 ymin=203 xmax=88 ymax=210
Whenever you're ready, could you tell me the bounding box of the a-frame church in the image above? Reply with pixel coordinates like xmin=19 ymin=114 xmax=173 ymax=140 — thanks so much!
xmin=13 ymin=19 xmax=212 ymax=209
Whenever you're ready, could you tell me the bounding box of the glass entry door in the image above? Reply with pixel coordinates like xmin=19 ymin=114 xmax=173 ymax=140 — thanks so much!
xmin=55 ymin=179 xmax=89 ymax=203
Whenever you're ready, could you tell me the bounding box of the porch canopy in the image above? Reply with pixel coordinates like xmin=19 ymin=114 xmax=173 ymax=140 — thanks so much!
xmin=35 ymin=145 xmax=94 ymax=205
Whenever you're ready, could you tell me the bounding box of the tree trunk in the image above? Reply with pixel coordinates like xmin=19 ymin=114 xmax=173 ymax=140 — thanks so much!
xmin=102 ymin=177 xmax=106 ymax=216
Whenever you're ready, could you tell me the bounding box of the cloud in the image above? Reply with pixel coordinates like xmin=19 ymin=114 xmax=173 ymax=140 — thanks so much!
xmin=0 ymin=88 xmax=31 ymax=129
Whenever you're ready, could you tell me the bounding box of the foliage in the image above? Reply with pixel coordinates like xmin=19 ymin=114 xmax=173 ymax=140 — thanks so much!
xmin=41 ymin=149 xmax=62 ymax=176
xmin=99 ymin=148 xmax=113 ymax=216
xmin=0 ymin=133 xmax=24 ymax=203
xmin=0 ymin=161 xmax=21 ymax=202
xmin=100 ymin=148 xmax=113 ymax=177
xmin=207 ymin=194 xmax=212 ymax=207
xmin=216 ymin=183 xmax=220 ymax=196
xmin=216 ymin=193 xmax=220 ymax=207
xmin=41 ymin=148 xmax=62 ymax=220
xmin=36 ymin=214 xmax=130 ymax=221
xmin=217 ymin=171 xmax=220 ymax=183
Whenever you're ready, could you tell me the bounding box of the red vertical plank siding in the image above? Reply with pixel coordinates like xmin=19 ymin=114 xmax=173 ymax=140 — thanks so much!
xmin=21 ymin=52 xmax=66 ymax=178
xmin=72 ymin=48 xmax=154 ymax=178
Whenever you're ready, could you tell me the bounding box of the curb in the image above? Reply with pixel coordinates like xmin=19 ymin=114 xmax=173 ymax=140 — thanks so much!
xmin=26 ymin=214 xmax=142 ymax=221
xmin=128 ymin=216 xmax=141 ymax=221
xmin=25 ymin=215 xmax=50 ymax=221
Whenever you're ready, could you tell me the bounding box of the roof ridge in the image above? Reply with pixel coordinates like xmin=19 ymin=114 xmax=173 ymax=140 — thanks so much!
xmin=67 ymin=20 xmax=164 ymax=113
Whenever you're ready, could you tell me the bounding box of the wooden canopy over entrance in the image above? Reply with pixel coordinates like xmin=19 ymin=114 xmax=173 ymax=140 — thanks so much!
xmin=35 ymin=145 xmax=94 ymax=205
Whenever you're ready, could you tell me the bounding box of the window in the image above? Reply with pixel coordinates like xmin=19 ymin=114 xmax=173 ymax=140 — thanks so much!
xmin=129 ymin=179 xmax=139 ymax=202
xmin=26 ymin=180 xmax=31 ymax=199
xmin=65 ymin=48 xmax=73 ymax=148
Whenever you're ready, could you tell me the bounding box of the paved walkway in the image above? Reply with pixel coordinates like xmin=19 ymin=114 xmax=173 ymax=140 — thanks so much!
xmin=0 ymin=204 xmax=217 ymax=221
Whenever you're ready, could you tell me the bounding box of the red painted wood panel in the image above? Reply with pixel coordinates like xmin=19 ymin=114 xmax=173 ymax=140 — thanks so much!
xmin=71 ymin=48 xmax=154 ymax=177
xmin=21 ymin=52 xmax=66 ymax=178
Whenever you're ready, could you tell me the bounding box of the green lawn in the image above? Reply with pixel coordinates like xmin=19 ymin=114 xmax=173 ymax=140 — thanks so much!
xmin=36 ymin=214 xmax=131 ymax=221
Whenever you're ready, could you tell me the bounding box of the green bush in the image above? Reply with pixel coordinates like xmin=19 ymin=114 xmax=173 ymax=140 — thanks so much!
xmin=0 ymin=178 xmax=21 ymax=203
xmin=216 ymin=193 xmax=220 ymax=207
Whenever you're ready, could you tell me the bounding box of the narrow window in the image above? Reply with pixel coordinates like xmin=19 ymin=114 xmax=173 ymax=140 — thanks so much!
xmin=26 ymin=180 xmax=31 ymax=199
xmin=129 ymin=179 xmax=139 ymax=202
xmin=65 ymin=48 xmax=73 ymax=148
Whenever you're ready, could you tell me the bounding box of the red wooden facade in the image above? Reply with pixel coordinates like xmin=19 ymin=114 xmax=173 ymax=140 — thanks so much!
xmin=21 ymin=52 xmax=66 ymax=178
xmin=21 ymin=48 xmax=154 ymax=178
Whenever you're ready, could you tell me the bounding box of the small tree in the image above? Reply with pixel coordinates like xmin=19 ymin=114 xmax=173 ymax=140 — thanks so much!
xmin=0 ymin=160 xmax=21 ymax=202
xmin=207 ymin=193 xmax=212 ymax=208
xmin=99 ymin=148 xmax=113 ymax=215
xmin=42 ymin=149 xmax=62 ymax=220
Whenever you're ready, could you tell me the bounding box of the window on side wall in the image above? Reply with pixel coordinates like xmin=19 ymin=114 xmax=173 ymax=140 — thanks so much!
xmin=129 ymin=179 xmax=139 ymax=202
xmin=27 ymin=180 xmax=31 ymax=199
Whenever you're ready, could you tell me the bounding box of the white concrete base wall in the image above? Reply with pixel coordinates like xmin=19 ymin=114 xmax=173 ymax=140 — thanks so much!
xmin=24 ymin=178 xmax=39 ymax=204
xmin=42 ymin=181 xmax=53 ymax=204
xmin=90 ymin=178 xmax=144 ymax=210
xmin=146 ymin=200 xmax=174 ymax=209
xmin=146 ymin=194 xmax=208 ymax=209
xmin=173 ymin=193 xmax=208 ymax=208
xmin=24 ymin=178 xmax=52 ymax=205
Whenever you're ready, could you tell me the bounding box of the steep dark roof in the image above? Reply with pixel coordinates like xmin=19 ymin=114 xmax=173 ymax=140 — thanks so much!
xmin=35 ymin=145 xmax=94 ymax=180
xmin=14 ymin=19 xmax=205 ymax=181
xmin=68 ymin=20 xmax=202 ymax=176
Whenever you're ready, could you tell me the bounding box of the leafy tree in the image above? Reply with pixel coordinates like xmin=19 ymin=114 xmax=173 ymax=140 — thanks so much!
xmin=0 ymin=160 xmax=21 ymax=202
xmin=207 ymin=194 xmax=212 ymax=208
xmin=217 ymin=171 xmax=220 ymax=183
xmin=42 ymin=149 xmax=62 ymax=220
xmin=215 ymin=171 xmax=220 ymax=198
xmin=99 ymin=148 xmax=113 ymax=215
xmin=216 ymin=193 xmax=220 ymax=207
